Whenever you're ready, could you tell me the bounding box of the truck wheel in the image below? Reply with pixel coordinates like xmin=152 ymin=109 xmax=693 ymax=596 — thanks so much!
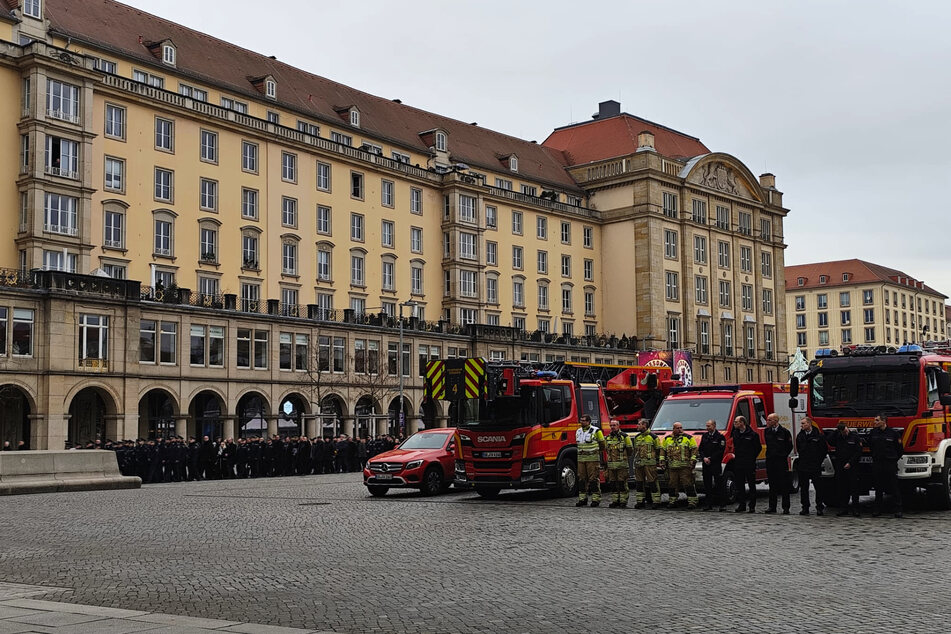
xmin=475 ymin=486 xmax=500 ymax=499
xmin=367 ymin=485 xmax=389 ymax=497
xmin=723 ymin=470 xmax=737 ymax=504
xmin=928 ymin=454 xmax=951 ymax=510
xmin=421 ymin=466 xmax=443 ymax=496
xmin=555 ymin=455 xmax=578 ymax=498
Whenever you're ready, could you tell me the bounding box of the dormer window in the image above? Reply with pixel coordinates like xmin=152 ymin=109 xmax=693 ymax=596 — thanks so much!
xmin=162 ymin=44 xmax=176 ymax=66
xmin=797 ymin=277 xmax=804 ymax=287
xmin=349 ymin=109 xmax=360 ymax=128
xmin=265 ymin=79 xmax=277 ymax=99
xmin=435 ymin=131 xmax=447 ymax=152
xmin=819 ymin=275 xmax=827 ymax=284
xmin=23 ymin=0 xmax=41 ymax=19
xmin=510 ymin=156 xmax=518 ymax=172
xmin=843 ymin=273 xmax=850 ymax=282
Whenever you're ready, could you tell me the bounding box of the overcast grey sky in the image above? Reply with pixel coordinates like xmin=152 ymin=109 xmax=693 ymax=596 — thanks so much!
xmin=123 ymin=0 xmax=951 ymax=298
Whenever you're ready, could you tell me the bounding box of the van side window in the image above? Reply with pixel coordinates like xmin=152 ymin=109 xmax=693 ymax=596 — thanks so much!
xmin=753 ymin=397 xmax=767 ymax=427
xmin=736 ymin=399 xmax=752 ymax=428
xmin=580 ymin=387 xmax=600 ymax=424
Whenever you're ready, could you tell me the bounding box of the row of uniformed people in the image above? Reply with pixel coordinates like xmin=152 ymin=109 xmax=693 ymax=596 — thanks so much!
xmin=574 ymin=413 xmax=903 ymax=517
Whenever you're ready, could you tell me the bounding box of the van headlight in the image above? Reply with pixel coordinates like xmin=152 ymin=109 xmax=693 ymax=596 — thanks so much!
xmin=405 ymin=460 xmax=423 ymax=470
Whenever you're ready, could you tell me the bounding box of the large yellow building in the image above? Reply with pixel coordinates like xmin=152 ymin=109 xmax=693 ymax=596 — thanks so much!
xmin=785 ymin=259 xmax=947 ymax=359
xmin=0 ymin=0 xmax=791 ymax=448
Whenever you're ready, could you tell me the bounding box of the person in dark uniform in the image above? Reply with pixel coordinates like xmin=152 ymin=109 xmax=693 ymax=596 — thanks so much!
xmin=796 ymin=417 xmax=828 ymax=515
xmin=731 ymin=415 xmax=762 ymax=513
xmin=236 ymin=438 xmax=250 ymax=478
xmin=868 ymin=414 xmax=903 ymax=518
xmin=135 ymin=439 xmax=149 ymax=481
xmin=698 ymin=418 xmax=727 ymax=512
xmin=147 ymin=439 xmax=164 ymax=484
xmin=832 ymin=422 xmax=863 ymax=517
xmin=764 ymin=413 xmax=793 ymax=514
xmin=186 ymin=437 xmax=200 ymax=481
xmin=199 ymin=435 xmax=215 ymax=480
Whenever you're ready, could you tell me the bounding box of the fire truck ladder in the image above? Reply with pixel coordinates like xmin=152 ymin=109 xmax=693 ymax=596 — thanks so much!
xmin=542 ymin=361 xmax=628 ymax=385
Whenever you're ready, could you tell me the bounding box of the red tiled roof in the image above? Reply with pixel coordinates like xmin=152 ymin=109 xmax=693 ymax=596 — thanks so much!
xmin=785 ymin=259 xmax=947 ymax=298
xmin=44 ymin=0 xmax=581 ymax=191
xmin=542 ymin=114 xmax=710 ymax=165
xmin=0 ymin=0 xmax=17 ymax=16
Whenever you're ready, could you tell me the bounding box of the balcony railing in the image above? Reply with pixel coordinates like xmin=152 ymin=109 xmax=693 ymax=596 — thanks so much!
xmin=44 ymin=165 xmax=79 ymax=180
xmin=44 ymin=223 xmax=78 ymax=236
xmin=154 ymin=247 xmax=172 ymax=257
xmin=47 ymin=108 xmax=81 ymax=124
xmin=78 ymin=357 xmax=108 ymax=370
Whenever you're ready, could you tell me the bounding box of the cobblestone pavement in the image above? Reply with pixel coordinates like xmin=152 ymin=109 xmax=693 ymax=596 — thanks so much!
xmin=0 ymin=474 xmax=949 ymax=633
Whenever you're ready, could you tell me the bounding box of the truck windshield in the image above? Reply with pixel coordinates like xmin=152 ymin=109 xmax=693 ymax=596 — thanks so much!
xmin=650 ymin=398 xmax=733 ymax=431
xmin=810 ymin=370 xmax=919 ymax=417
xmin=459 ymin=387 xmax=539 ymax=430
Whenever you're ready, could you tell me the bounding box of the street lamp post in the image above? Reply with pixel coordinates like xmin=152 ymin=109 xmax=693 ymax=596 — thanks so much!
xmin=398 ymin=300 xmax=419 ymax=435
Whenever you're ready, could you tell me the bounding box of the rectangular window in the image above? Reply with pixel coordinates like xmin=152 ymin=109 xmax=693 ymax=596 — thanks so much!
xmin=723 ymin=323 xmax=734 ymax=356
xmin=760 ymin=218 xmax=772 ymax=240
xmin=486 ymin=277 xmax=498 ymax=304
xmin=486 ymin=205 xmax=497 ymax=228
xmin=795 ymin=296 xmax=806 ymax=310
xmin=512 ymin=279 xmax=524 ymax=306
xmin=282 ymin=242 xmax=297 ymax=275
xmin=11 ymin=308 xmax=33 ymax=356
xmin=695 ymin=276 xmax=708 ymax=304
xmin=460 ymin=232 xmax=476 ymax=259
xmin=691 ymin=199 xmax=707 ymax=224
xmin=154 ymin=219 xmax=172 ymax=256
xmin=698 ymin=319 xmax=710 ymax=354
xmin=864 ymin=308 xmax=875 ymax=324
xmin=200 ymin=129 xmax=217 ymax=163
xmin=410 ymin=227 xmax=423 ymax=253
xmin=536 ymin=216 xmax=547 ymax=239
xmin=841 ymin=310 xmax=851 ymax=325
xmin=380 ymin=220 xmax=394 ymax=248
xmin=411 ymin=266 xmax=423 ymax=295
xmin=717 ymin=241 xmax=730 ymax=268
xmin=44 ymin=135 xmax=78 ymax=178
xmin=351 ymin=254 xmax=365 ymax=285
xmin=410 ymin=187 xmax=422 ymax=214
xmin=267 ymin=110 xmax=279 ymax=124
xmin=865 ymin=327 xmax=875 ymax=342
xmin=154 ymin=167 xmax=173 ymax=202
xmin=667 ymin=316 xmax=681 ymax=348
xmin=317 ymin=205 xmax=332 ymax=234
xmin=381 ymin=180 xmax=394 ymax=207
xmin=719 ymin=280 xmax=731 ymax=307
xmin=460 ymin=270 xmax=478 ymax=298
xmin=537 ymin=284 xmax=548 ymax=310
xmin=46 ymin=79 xmax=79 ymax=122
xmin=664 ymin=230 xmax=678 ymax=259
xmin=512 ymin=211 xmax=523 ymax=235
xmin=665 ymin=272 xmax=679 ymax=301
xmin=762 ymin=289 xmax=773 ymax=314
xmin=317 ymin=162 xmax=331 ymax=191
xmin=583 ymin=226 xmax=593 ymax=248
xmin=459 ymin=195 xmax=476 ymax=222
xmin=842 ymin=328 xmax=853 ymax=344
xmin=134 ymin=69 xmax=164 ymax=88
xmin=840 ymin=292 xmax=851 ymax=307
xmin=190 ymin=325 xmax=206 ymax=366
xmin=585 ymin=291 xmax=595 ymax=315
xmin=178 ymin=83 xmax=207 ymax=101
xmin=242 ymin=141 xmax=258 ymax=173
xmin=560 ymin=221 xmax=571 ymax=244
xmin=350 ymin=213 xmax=364 ymax=241
xmin=317 ymin=249 xmax=332 ymax=281
xmin=522 ymin=184 xmax=537 ymax=197
xmin=512 ymin=246 xmax=523 ymax=270
xmin=562 ymin=287 xmax=573 ymax=313
xmin=716 ymin=205 xmax=730 ymax=230
xmin=486 ymin=240 xmax=497 ymax=265
xmin=240 ymin=282 xmax=260 ymax=312
xmin=104 ymin=157 xmax=124 ymax=192
xmin=584 ymin=259 xmax=593 ymax=281
xmin=282 ymin=152 xmax=297 ymax=182
xmin=159 ymin=322 xmax=177 ymax=364
xmin=199 ymin=178 xmax=218 ymax=211
xmin=761 ymin=251 xmax=772 ymax=277
xmin=44 ymin=192 xmax=78 ymax=235
xmin=495 ymin=178 xmax=513 ymax=190
xmin=817 ymin=294 xmax=828 ymax=309
xmin=738 ymin=211 xmax=752 ymax=235
xmin=745 ymin=325 xmax=755 ymax=358
xmin=241 ymin=188 xmax=258 ymax=220
xmin=863 ymin=289 xmax=874 ymax=305
xmin=662 ymin=192 xmax=677 ymax=218
xmin=739 ymin=246 xmax=752 ymax=273
xmin=693 ymin=235 xmax=707 ymax=264
xmin=281 ymin=197 xmax=297 ymax=227
xmin=797 ymin=332 xmax=807 ymax=347
xmin=382 ymin=261 xmax=395 ymax=290
xmin=104 ymin=210 xmax=123 ymax=248
xmin=350 ymin=171 xmax=364 ymax=199
xmin=796 ymin=314 xmax=806 ymax=329
xmin=154 ymin=117 xmax=174 ymax=151
xmin=199 ymin=227 xmax=216 ymax=261
xmin=221 ymin=97 xmax=248 ymax=113
xmin=742 ymin=284 xmax=753 ymax=311
xmin=139 ymin=319 xmax=155 ymax=363
xmin=561 ymin=255 xmax=571 ymax=277
xmin=331 ymin=131 xmax=352 ymax=146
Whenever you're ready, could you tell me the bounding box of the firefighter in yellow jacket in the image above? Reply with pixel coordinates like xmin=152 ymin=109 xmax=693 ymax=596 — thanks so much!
xmin=604 ymin=419 xmax=634 ymax=508
xmin=576 ymin=415 xmax=606 ymax=507
xmin=632 ymin=418 xmax=662 ymax=509
xmin=660 ymin=422 xmax=699 ymax=509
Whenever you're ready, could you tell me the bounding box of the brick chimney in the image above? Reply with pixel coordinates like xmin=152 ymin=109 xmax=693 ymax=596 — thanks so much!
xmin=636 ymin=130 xmax=655 ymax=152
xmin=759 ymin=173 xmax=776 ymax=189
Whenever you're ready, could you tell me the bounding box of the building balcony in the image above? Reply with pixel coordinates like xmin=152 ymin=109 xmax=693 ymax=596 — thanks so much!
xmin=44 ymin=223 xmax=78 ymax=236
xmin=47 ymin=109 xmax=81 ymax=124
xmin=78 ymin=357 xmax=108 ymax=371
xmin=44 ymin=165 xmax=79 ymax=180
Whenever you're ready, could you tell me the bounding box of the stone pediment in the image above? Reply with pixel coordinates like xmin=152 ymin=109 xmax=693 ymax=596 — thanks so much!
xmin=682 ymin=155 xmax=762 ymax=202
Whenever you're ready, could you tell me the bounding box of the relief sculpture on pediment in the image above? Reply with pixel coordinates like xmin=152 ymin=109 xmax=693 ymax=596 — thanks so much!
xmin=699 ymin=162 xmax=738 ymax=195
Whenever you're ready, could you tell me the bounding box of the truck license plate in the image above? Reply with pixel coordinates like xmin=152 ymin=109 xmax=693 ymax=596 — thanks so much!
xmin=376 ymin=474 xmax=393 ymax=480
xmin=482 ymin=451 xmax=502 ymax=458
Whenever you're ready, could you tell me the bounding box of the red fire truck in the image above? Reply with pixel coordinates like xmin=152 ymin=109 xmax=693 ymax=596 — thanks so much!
xmin=646 ymin=383 xmax=807 ymax=500
xmin=425 ymin=358 xmax=624 ymax=498
xmin=542 ymin=361 xmax=682 ymax=431
xmin=802 ymin=345 xmax=951 ymax=507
